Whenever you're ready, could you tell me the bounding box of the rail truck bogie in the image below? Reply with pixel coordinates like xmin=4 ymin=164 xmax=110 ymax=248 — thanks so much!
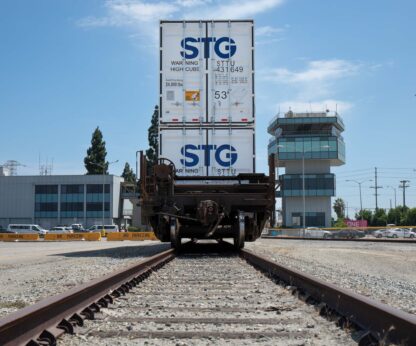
xmin=140 ymin=154 xmax=275 ymax=249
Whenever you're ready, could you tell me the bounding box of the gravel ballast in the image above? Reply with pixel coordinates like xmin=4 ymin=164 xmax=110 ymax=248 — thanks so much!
xmin=0 ymin=241 xmax=170 ymax=318
xmin=61 ymin=253 xmax=355 ymax=345
xmin=246 ymin=238 xmax=416 ymax=315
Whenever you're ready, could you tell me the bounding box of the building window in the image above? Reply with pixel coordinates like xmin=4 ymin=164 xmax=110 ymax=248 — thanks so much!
xmin=35 ymin=185 xmax=58 ymax=218
xmin=280 ymin=174 xmax=335 ymax=197
xmin=86 ymin=202 xmax=110 ymax=211
xmin=61 ymin=184 xmax=84 ymax=194
xmin=86 ymin=201 xmax=110 ymax=218
xmin=272 ymin=136 xmax=344 ymax=161
xmin=292 ymin=212 xmax=326 ymax=227
xmin=87 ymin=184 xmax=110 ymax=194
xmin=35 ymin=185 xmax=58 ymax=194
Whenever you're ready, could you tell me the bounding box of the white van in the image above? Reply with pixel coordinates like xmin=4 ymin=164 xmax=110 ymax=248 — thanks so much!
xmin=7 ymin=224 xmax=48 ymax=235
xmin=88 ymin=225 xmax=119 ymax=235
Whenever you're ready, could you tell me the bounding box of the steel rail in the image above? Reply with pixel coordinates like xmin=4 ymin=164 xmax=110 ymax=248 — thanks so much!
xmin=240 ymin=248 xmax=416 ymax=345
xmin=261 ymin=236 xmax=416 ymax=243
xmin=0 ymin=248 xmax=175 ymax=346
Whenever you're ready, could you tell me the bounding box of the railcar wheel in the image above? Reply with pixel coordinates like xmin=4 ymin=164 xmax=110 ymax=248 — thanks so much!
xmin=234 ymin=214 xmax=245 ymax=249
xmin=170 ymin=218 xmax=181 ymax=249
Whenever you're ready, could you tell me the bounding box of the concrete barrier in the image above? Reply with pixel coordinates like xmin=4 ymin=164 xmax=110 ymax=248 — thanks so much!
xmin=44 ymin=232 xmax=101 ymax=241
xmin=0 ymin=233 xmax=40 ymax=241
xmin=106 ymin=232 xmax=158 ymax=241
xmin=129 ymin=232 xmax=158 ymax=241
xmin=107 ymin=232 xmax=130 ymax=241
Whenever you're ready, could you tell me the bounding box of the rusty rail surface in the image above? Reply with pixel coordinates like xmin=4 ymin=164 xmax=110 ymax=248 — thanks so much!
xmin=0 ymin=248 xmax=175 ymax=346
xmin=262 ymin=236 xmax=416 ymax=243
xmin=240 ymin=248 xmax=416 ymax=345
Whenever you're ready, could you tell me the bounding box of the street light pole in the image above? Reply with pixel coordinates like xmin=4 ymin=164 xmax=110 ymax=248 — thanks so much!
xmin=135 ymin=150 xmax=140 ymax=182
xmin=386 ymin=186 xmax=397 ymax=208
xmin=346 ymin=179 xmax=372 ymax=220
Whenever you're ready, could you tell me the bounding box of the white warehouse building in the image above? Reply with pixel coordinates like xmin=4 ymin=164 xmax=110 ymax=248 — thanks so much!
xmin=0 ymin=175 xmax=138 ymax=229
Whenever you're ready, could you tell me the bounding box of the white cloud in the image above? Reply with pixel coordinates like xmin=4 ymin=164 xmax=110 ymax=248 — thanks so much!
xmin=110 ymin=1 xmax=178 ymax=23
xmin=259 ymin=59 xmax=359 ymax=115
xmin=78 ymin=1 xmax=178 ymax=27
xmin=265 ymin=59 xmax=360 ymax=84
xmin=256 ymin=25 xmax=284 ymax=37
xmin=77 ymin=0 xmax=286 ymax=32
xmin=186 ymin=0 xmax=285 ymax=19
xmin=175 ymin=0 xmax=212 ymax=7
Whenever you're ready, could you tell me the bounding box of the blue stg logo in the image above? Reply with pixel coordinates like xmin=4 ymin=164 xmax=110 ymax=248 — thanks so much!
xmin=180 ymin=144 xmax=238 ymax=167
xmin=180 ymin=37 xmax=237 ymax=59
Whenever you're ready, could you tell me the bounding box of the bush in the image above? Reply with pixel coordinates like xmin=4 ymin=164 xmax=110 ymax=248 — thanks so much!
xmin=333 ymin=217 xmax=347 ymax=228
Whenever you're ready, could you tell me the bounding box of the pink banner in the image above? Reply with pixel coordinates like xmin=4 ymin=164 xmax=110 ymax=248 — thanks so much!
xmin=346 ymin=219 xmax=368 ymax=227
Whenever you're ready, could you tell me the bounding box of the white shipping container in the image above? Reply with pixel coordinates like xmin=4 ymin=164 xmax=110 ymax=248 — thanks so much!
xmin=159 ymin=128 xmax=255 ymax=177
xmin=160 ymin=20 xmax=254 ymax=124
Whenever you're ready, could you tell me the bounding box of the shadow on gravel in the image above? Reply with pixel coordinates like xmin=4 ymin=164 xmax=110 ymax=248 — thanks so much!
xmin=50 ymin=243 xmax=171 ymax=259
xmin=178 ymin=240 xmax=238 ymax=257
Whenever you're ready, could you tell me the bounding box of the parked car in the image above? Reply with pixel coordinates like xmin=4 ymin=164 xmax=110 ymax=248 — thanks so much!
xmin=88 ymin=225 xmax=119 ymax=236
xmin=6 ymin=224 xmax=48 ymax=235
xmin=49 ymin=226 xmax=73 ymax=234
xmin=386 ymin=228 xmax=416 ymax=238
xmin=372 ymin=229 xmax=390 ymax=238
xmin=304 ymin=227 xmax=332 ymax=239
xmin=71 ymin=224 xmax=84 ymax=232
xmin=333 ymin=229 xmax=365 ymax=239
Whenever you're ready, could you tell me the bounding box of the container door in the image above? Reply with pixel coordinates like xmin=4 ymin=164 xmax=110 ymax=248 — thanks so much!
xmin=208 ymin=128 xmax=254 ymax=176
xmin=160 ymin=21 xmax=206 ymax=124
xmin=160 ymin=128 xmax=206 ymax=176
xmin=207 ymin=21 xmax=254 ymax=124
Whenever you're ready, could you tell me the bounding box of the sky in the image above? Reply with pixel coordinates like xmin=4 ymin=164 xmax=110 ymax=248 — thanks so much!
xmin=1 ymin=0 xmax=415 ymax=216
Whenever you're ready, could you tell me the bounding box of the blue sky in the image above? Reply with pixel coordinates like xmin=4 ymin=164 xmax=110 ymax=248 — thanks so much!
xmin=1 ymin=0 xmax=415 ymax=215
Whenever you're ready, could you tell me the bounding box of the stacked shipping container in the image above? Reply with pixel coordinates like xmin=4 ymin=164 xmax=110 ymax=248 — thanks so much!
xmin=159 ymin=20 xmax=255 ymax=177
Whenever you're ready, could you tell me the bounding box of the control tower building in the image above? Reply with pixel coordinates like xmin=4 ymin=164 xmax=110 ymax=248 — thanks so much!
xmin=268 ymin=111 xmax=345 ymax=227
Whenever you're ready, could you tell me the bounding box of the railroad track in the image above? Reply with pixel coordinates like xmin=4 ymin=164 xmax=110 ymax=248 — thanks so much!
xmin=0 ymin=242 xmax=415 ymax=345
xmin=262 ymin=236 xmax=416 ymax=243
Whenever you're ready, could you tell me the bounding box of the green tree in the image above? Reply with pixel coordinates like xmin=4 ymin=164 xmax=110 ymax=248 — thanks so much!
xmin=387 ymin=207 xmax=403 ymax=225
xmin=371 ymin=208 xmax=387 ymax=226
xmin=333 ymin=198 xmax=346 ymax=219
xmin=84 ymin=127 xmax=108 ymax=174
xmin=146 ymin=105 xmax=159 ymax=166
xmin=404 ymin=208 xmax=416 ymax=225
xmin=355 ymin=209 xmax=373 ymax=223
xmin=121 ymin=162 xmax=136 ymax=183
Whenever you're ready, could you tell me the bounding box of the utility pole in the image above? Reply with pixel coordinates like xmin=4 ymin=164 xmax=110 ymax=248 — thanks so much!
xmin=370 ymin=167 xmax=382 ymax=210
xmin=399 ymin=180 xmax=410 ymax=207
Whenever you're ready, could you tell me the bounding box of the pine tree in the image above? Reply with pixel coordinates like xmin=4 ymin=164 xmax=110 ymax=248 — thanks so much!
xmin=121 ymin=162 xmax=136 ymax=182
xmin=146 ymin=105 xmax=159 ymax=166
xmin=84 ymin=127 xmax=108 ymax=174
